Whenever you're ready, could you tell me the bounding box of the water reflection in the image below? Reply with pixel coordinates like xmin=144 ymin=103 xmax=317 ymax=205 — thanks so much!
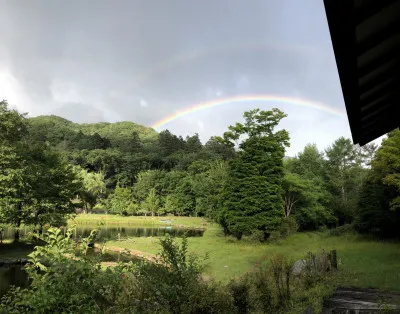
xmin=2 ymin=225 xmax=204 ymax=241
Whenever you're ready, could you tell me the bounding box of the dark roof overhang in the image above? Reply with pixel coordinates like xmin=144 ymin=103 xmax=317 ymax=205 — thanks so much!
xmin=324 ymin=0 xmax=400 ymax=145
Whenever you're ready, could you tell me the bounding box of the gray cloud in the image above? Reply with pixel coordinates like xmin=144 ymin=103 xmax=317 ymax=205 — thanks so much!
xmin=0 ymin=0 xmax=351 ymax=155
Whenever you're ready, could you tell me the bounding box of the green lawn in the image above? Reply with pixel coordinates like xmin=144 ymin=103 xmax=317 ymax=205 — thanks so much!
xmin=104 ymin=219 xmax=400 ymax=291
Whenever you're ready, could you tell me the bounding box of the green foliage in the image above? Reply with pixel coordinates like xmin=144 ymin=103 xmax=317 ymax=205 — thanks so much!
xmin=222 ymin=108 xmax=289 ymax=239
xmin=134 ymin=170 xmax=167 ymax=202
xmin=356 ymin=178 xmax=400 ymax=237
xmin=354 ymin=130 xmax=400 ymax=237
xmin=192 ymin=160 xmax=229 ymax=219
xmin=75 ymin=167 xmax=106 ymax=213
xmin=371 ymin=129 xmax=400 ymax=210
xmin=325 ymin=137 xmax=367 ymax=225
xmin=107 ymin=185 xmax=137 ymax=215
xmin=0 ymin=100 xmax=27 ymax=143
xmin=329 ymin=224 xmax=355 ymax=236
xmin=0 ymin=227 xmax=122 ymax=313
xmin=140 ymin=188 xmax=160 ymax=216
xmin=1 ymin=228 xmax=234 ymax=314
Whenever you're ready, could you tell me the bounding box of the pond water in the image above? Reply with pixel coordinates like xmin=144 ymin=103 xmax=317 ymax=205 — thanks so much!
xmin=1 ymin=225 xmax=204 ymax=242
xmin=0 ymin=265 xmax=29 ymax=298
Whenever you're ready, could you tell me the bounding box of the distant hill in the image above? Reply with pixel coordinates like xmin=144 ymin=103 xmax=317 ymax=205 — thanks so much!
xmin=27 ymin=115 xmax=158 ymax=150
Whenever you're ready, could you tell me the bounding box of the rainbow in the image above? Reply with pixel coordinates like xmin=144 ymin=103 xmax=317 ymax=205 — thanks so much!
xmin=151 ymin=95 xmax=345 ymax=129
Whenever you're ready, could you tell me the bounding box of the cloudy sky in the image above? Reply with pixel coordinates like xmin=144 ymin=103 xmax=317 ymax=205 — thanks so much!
xmin=0 ymin=0 xmax=360 ymax=155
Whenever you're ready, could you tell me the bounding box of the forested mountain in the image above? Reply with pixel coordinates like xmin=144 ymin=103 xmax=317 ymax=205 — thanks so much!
xmin=27 ymin=115 xmax=158 ymax=149
xmin=2 ymin=100 xmax=400 ymax=241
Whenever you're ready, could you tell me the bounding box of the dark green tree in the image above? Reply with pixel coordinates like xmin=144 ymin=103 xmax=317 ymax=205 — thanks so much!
xmin=222 ymin=108 xmax=289 ymax=239
xmin=371 ymin=129 xmax=400 ymax=209
xmin=185 ymin=133 xmax=203 ymax=153
xmin=158 ymin=130 xmax=186 ymax=156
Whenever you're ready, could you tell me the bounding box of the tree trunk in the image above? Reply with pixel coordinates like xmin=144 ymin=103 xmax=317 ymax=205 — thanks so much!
xmin=14 ymin=218 xmax=22 ymax=243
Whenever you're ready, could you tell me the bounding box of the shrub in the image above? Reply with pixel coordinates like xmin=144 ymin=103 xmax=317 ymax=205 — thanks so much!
xmin=301 ymin=250 xmax=333 ymax=288
xmin=270 ymin=255 xmax=293 ymax=306
xmin=0 ymin=227 xmax=123 ymax=313
xmin=278 ymin=216 xmax=298 ymax=237
xmin=228 ymin=278 xmax=251 ymax=314
xmin=0 ymin=229 xmax=233 ymax=314
xmin=329 ymin=224 xmax=355 ymax=236
xmin=248 ymin=267 xmax=274 ymax=312
xmin=248 ymin=230 xmax=265 ymax=242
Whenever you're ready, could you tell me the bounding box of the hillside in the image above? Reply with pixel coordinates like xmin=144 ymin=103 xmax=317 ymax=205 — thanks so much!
xmin=27 ymin=115 xmax=158 ymax=147
xmin=25 ymin=115 xmax=225 ymax=188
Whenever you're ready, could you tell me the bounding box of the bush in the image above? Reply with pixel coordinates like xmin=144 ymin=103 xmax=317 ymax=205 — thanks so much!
xmin=248 ymin=230 xmax=265 ymax=242
xmin=0 ymin=228 xmax=233 ymax=314
xmin=1 ymin=227 xmax=341 ymax=314
xmin=270 ymin=254 xmax=293 ymax=306
xmin=228 ymin=278 xmax=251 ymax=314
xmin=279 ymin=217 xmax=298 ymax=237
xmin=248 ymin=266 xmax=273 ymax=312
xmin=329 ymin=224 xmax=355 ymax=236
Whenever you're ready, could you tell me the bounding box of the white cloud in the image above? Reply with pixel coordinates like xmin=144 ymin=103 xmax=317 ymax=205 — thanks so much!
xmin=140 ymin=99 xmax=148 ymax=107
xmin=0 ymin=69 xmax=32 ymax=113
xmin=197 ymin=120 xmax=204 ymax=132
xmin=50 ymin=79 xmax=83 ymax=103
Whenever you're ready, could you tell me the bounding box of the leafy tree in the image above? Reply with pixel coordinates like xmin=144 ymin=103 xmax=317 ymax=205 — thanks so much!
xmin=288 ymin=144 xmax=325 ymax=180
xmin=222 ymin=108 xmax=289 ymax=239
xmin=191 ymin=160 xmax=228 ymax=219
xmin=75 ymin=167 xmax=106 ymax=213
xmin=185 ymin=133 xmax=203 ymax=153
xmin=325 ymin=137 xmax=366 ymax=225
xmin=107 ymin=185 xmax=137 ymax=215
xmin=0 ymin=100 xmax=27 ymax=143
xmin=141 ymin=188 xmax=160 ymax=216
xmin=282 ymin=172 xmax=310 ymax=218
xmin=356 ymin=178 xmax=400 ymax=237
xmin=168 ymin=176 xmax=196 ymax=216
xmin=111 ymin=131 xmax=142 ymax=153
xmin=158 ymin=130 xmax=186 ymax=156
xmin=134 ymin=170 xmax=167 ymax=202
xmin=283 ymin=145 xmax=335 ymax=230
xmin=1 ymin=144 xmax=80 ymax=240
xmin=204 ymin=136 xmax=235 ymax=160
xmin=371 ymin=129 xmax=400 ymax=209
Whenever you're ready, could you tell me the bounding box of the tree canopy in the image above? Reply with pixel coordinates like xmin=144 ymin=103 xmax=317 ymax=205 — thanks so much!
xmin=2 ymin=99 xmax=400 ymax=241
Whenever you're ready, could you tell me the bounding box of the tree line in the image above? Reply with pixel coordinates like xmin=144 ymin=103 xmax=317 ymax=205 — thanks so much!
xmin=1 ymin=100 xmax=399 ymax=240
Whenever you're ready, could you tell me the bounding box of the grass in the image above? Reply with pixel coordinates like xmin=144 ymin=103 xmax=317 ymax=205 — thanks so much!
xmin=4 ymin=214 xmax=400 ymax=293
xmin=102 ymin=217 xmax=400 ymax=291
xmin=70 ymin=214 xmax=207 ymax=228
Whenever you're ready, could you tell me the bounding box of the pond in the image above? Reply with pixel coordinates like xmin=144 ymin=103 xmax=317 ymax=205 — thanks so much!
xmin=0 ymin=265 xmax=29 ymax=298
xmin=1 ymin=225 xmax=205 ymax=242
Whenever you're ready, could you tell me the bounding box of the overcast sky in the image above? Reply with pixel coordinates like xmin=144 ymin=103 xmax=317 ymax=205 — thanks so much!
xmin=0 ymin=0 xmax=360 ymax=155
